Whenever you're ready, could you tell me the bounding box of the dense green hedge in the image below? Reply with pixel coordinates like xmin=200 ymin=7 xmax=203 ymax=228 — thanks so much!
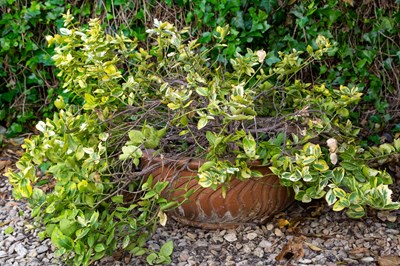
xmin=173 ymin=0 xmax=400 ymax=141
xmin=0 ymin=0 xmax=152 ymax=137
xmin=1 ymin=0 xmax=399 ymax=140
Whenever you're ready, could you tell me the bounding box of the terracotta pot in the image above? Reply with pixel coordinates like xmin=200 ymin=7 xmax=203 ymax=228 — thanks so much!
xmin=141 ymin=150 xmax=294 ymax=229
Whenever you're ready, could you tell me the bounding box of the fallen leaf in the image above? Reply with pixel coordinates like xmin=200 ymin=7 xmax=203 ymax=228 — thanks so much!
xmin=378 ymin=256 xmax=400 ymax=266
xmin=377 ymin=211 xmax=397 ymax=222
xmin=342 ymin=0 xmax=354 ymax=6
xmin=0 ymin=220 xmax=11 ymax=227
xmin=0 ymin=160 xmax=12 ymax=171
xmin=349 ymin=246 xmax=369 ymax=254
xmin=278 ymin=218 xmax=290 ymax=228
xmin=304 ymin=241 xmax=323 ymax=251
xmin=158 ymin=210 xmax=168 ymax=226
xmin=276 ymin=236 xmax=305 ymax=261
xmin=0 ymin=192 xmax=6 ymax=200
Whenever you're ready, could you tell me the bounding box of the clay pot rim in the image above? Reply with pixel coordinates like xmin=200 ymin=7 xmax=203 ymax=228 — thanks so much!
xmin=141 ymin=149 xmax=267 ymax=170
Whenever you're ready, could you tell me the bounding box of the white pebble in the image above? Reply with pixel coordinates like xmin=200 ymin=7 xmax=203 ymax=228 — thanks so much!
xmin=224 ymin=233 xmax=237 ymax=242
xmin=274 ymin=228 xmax=283 ymax=237
xmin=259 ymin=240 xmax=272 ymax=248
xmin=246 ymin=232 xmax=258 ymax=240
xmin=361 ymin=257 xmax=375 ymax=262
xmin=14 ymin=243 xmax=28 ymax=257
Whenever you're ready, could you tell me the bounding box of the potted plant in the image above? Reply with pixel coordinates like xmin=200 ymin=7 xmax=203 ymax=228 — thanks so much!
xmin=7 ymin=12 xmax=400 ymax=265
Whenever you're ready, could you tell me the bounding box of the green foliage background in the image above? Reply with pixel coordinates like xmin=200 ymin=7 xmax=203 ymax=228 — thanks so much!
xmin=1 ymin=0 xmax=399 ymax=140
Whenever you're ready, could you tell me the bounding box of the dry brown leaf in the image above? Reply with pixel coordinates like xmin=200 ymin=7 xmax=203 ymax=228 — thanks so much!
xmin=276 ymin=236 xmax=305 ymax=261
xmin=0 ymin=192 xmax=6 ymax=200
xmin=342 ymin=0 xmax=354 ymax=6
xmin=0 ymin=220 xmax=11 ymax=227
xmin=349 ymin=247 xmax=369 ymax=254
xmin=278 ymin=218 xmax=290 ymax=228
xmin=304 ymin=241 xmax=323 ymax=251
xmin=378 ymin=256 xmax=400 ymax=266
xmin=377 ymin=211 xmax=397 ymax=222
xmin=0 ymin=160 xmax=12 ymax=171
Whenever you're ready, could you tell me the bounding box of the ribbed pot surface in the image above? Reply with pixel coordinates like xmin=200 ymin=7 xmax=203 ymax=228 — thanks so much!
xmin=141 ymin=150 xmax=294 ymax=229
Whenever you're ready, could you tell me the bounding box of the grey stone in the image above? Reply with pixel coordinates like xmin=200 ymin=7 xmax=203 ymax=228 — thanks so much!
xmin=259 ymin=239 xmax=272 ymax=248
xmin=266 ymin=223 xmax=274 ymax=230
xmin=179 ymin=250 xmax=189 ymax=262
xmin=274 ymin=228 xmax=283 ymax=237
xmin=254 ymin=247 xmax=264 ymax=258
xmin=242 ymin=244 xmax=252 ymax=254
xmin=36 ymin=245 xmax=48 ymax=254
xmin=0 ymin=251 xmax=7 ymax=258
xmin=27 ymin=250 xmax=38 ymax=258
xmin=194 ymin=240 xmax=208 ymax=247
xmin=246 ymin=232 xmax=258 ymax=240
xmin=361 ymin=257 xmax=375 ymax=262
xmin=14 ymin=243 xmax=28 ymax=257
xmin=208 ymin=244 xmax=222 ymax=251
xmin=299 ymin=259 xmax=313 ymax=264
xmin=223 ymin=233 xmax=237 ymax=242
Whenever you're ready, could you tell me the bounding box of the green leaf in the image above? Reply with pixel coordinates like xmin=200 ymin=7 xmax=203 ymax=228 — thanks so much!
xmin=94 ymin=243 xmax=105 ymax=252
xmin=111 ymin=195 xmax=124 ymax=203
xmin=332 ymin=187 xmax=347 ymax=198
xmin=74 ymin=240 xmax=84 ymax=255
xmin=302 ymin=156 xmax=315 ymax=165
xmin=331 ymin=168 xmax=345 ymax=183
xmin=90 ymin=211 xmax=99 ymax=225
xmin=197 ymin=117 xmax=208 ymax=130
xmin=51 ymin=226 xmax=74 ymax=251
xmin=332 ymin=198 xmax=350 ymax=211
xmin=128 ymin=130 xmax=145 ymax=145
xmin=153 ymin=181 xmax=168 ymax=194
xmin=243 ymin=134 xmax=256 ymax=158
xmin=196 ymin=87 xmax=209 ymax=96
xmin=76 ymin=228 xmax=90 ymax=240
xmin=122 ymin=235 xmax=130 ymax=249
xmin=4 ymin=226 xmax=14 ymax=234
xmin=106 ymin=228 xmax=115 ymax=245
xmin=83 ymin=93 xmax=97 ymax=109
xmin=160 ymin=240 xmax=173 ymax=256
xmin=59 ymin=219 xmax=77 ymax=236
xmin=393 ymin=138 xmax=400 ymax=152
xmin=337 ymin=107 xmax=349 ymax=117
xmin=313 ymin=160 xmax=329 ymax=172
xmin=345 ymin=205 xmax=365 ymax=218
xmin=146 ymin=253 xmax=157 ymax=265
xmin=132 ymin=247 xmax=146 ymax=256
xmin=143 ymin=190 xmax=157 ymax=199
xmin=325 ymin=189 xmax=337 ymax=206
xmin=87 ymin=234 xmax=95 ymax=247
xmin=340 ymin=162 xmax=358 ymax=171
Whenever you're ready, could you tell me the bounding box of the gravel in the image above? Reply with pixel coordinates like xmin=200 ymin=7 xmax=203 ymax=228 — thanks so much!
xmin=1 ymin=164 xmax=400 ymax=265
